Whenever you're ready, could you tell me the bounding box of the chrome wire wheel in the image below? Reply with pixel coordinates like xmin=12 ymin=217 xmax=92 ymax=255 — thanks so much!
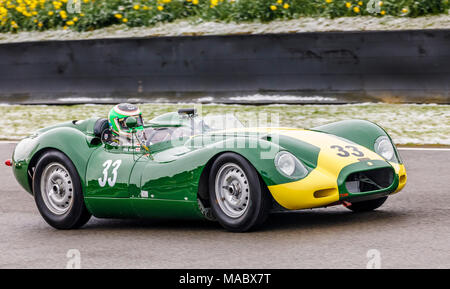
xmin=40 ymin=162 xmax=74 ymax=215
xmin=214 ymin=163 xmax=251 ymax=218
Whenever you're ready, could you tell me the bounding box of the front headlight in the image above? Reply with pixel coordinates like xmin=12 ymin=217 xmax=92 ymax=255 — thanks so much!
xmin=274 ymin=151 xmax=308 ymax=179
xmin=374 ymin=136 xmax=395 ymax=161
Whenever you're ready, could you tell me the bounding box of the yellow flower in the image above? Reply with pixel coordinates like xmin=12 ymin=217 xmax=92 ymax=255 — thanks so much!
xmin=326 ymin=0 xmax=332 ymax=3
xmin=114 ymin=13 xmax=122 ymax=19
xmin=402 ymin=8 xmax=408 ymax=13
xmin=133 ymin=4 xmax=140 ymax=10
xmin=73 ymin=17 xmax=78 ymax=22
xmin=38 ymin=22 xmax=43 ymax=28
xmin=60 ymin=10 xmax=67 ymax=19
xmin=66 ymin=20 xmax=74 ymax=25
xmin=283 ymin=3 xmax=289 ymax=9
xmin=358 ymin=1 xmax=363 ymax=6
xmin=53 ymin=1 xmax=62 ymax=9
xmin=63 ymin=25 xmax=68 ymax=30
xmin=122 ymin=18 xmax=128 ymax=23
xmin=270 ymin=5 xmax=277 ymax=10
xmin=380 ymin=10 xmax=385 ymax=15
xmin=345 ymin=2 xmax=351 ymax=8
xmin=193 ymin=0 xmax=199 ymax=5
xmin=353 ymin=6 xmax=360 ymax=13
xmin=48 ymin=11 xmax=54 ymax=16
xmin=157 ymin=5 xmax=164 ymax=11
xmin=379 ymin=1 xmax=383 ymax=6
xmin=277 ymin=0 xmax=283 ymax=4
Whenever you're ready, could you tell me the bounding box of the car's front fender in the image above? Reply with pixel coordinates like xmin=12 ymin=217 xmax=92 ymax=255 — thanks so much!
xmin=312 ymin=119 xmax=402 ymax=164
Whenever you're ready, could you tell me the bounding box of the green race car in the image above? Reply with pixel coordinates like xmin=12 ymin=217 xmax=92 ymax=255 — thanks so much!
xmin=7 ymin=106 xmax=407 ymax=232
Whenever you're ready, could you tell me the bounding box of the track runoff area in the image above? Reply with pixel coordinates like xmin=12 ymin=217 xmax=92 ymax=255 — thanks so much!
xmin=0 ymin=144 xmax=449 ymax=278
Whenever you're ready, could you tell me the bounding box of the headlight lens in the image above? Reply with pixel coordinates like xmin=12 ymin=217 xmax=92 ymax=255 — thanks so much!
xmin=374 ymin=136 xmax=395 ymax=161
xmin=274 ymin=151 xmax=308 ymax=179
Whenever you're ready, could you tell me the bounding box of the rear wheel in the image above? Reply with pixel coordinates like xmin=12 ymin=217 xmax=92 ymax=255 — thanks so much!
xmin=33 ymin=150 xmax=91 ymax=229
xmin=346 ymin=196 xmax=388 ymax=212
xmin=209 ymin=153 xmax=270 ymax=232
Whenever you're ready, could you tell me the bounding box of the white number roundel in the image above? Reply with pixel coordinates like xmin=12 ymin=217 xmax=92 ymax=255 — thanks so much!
xmin=98 ymin=159 xmax=122 ymax=187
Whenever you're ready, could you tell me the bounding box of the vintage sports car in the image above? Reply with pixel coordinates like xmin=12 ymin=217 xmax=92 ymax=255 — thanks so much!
xmin=7 ymin=108 xmax=407 ymax=232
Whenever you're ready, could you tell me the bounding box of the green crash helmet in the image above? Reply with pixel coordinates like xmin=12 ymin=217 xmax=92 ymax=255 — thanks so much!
xmin=108 ymin=103 xmax=144 ymax=136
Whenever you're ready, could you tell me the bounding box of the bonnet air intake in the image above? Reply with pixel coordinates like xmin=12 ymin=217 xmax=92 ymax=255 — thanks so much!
xmin=345 ymin=167 xmax=394 ymax=193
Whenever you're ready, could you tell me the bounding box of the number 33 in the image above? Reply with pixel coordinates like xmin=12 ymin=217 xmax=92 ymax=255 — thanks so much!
xmin=330 ymin=145 xmax=364 ymax=157
xmin=98 ymin=159 xmax=122 ymax=187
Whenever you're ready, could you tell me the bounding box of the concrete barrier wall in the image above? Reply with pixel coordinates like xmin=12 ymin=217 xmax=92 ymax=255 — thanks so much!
xmin=0 ymin=29 xmax=448 ymax=104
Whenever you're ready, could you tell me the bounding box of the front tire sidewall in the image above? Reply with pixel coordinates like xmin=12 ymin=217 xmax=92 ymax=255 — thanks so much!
xmin=33 ymin=150 xmax=90 ymax=229
xmin=209 ymin=153 xmax=268 ymax=232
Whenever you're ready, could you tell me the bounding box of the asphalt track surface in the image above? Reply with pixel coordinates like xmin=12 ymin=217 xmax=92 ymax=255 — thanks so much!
xmin=0 ymin=143 xmax=449 ymax=269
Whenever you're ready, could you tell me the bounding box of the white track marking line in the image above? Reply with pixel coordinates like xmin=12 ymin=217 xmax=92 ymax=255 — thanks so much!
xmin=398 ymin=147 xmax=450 ymax=151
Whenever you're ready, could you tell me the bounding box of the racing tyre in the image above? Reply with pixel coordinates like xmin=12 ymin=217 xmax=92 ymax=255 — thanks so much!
xmin=33 ymin=150 xmax=91 ymax=229
xmin=209 ymin=153 xmax=271 ymax=232
xmin=346 ymin=196 xmax=388 ymax=213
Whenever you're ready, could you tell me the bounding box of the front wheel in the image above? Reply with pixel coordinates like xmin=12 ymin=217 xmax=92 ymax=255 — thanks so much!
xmin=346 ymin=196 xmax=388 ymax=212
xmin=209 ymin=153 xmax=270 ymax=232
xmin=33 ymin=150 xmax=91 ymax=229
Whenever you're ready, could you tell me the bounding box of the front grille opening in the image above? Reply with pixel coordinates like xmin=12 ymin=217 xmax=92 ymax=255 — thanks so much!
xmin=345 ymin=167 xmax=394 ymax=193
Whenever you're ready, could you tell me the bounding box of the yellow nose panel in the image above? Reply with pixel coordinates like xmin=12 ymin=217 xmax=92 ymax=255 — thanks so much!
xmin=390 ymin=163 xmax=407 ymax=194
xmin=281 ymin=130 xmax=384 ymax=175
xmin=268 ymin=168 xmax=340 ymax=210
xmin=268 ymin=130 xmax=386 ymax=210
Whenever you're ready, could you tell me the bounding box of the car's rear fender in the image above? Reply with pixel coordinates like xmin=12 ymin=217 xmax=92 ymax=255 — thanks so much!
xmin=12 ymin=127 xmax=100 ymax=195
